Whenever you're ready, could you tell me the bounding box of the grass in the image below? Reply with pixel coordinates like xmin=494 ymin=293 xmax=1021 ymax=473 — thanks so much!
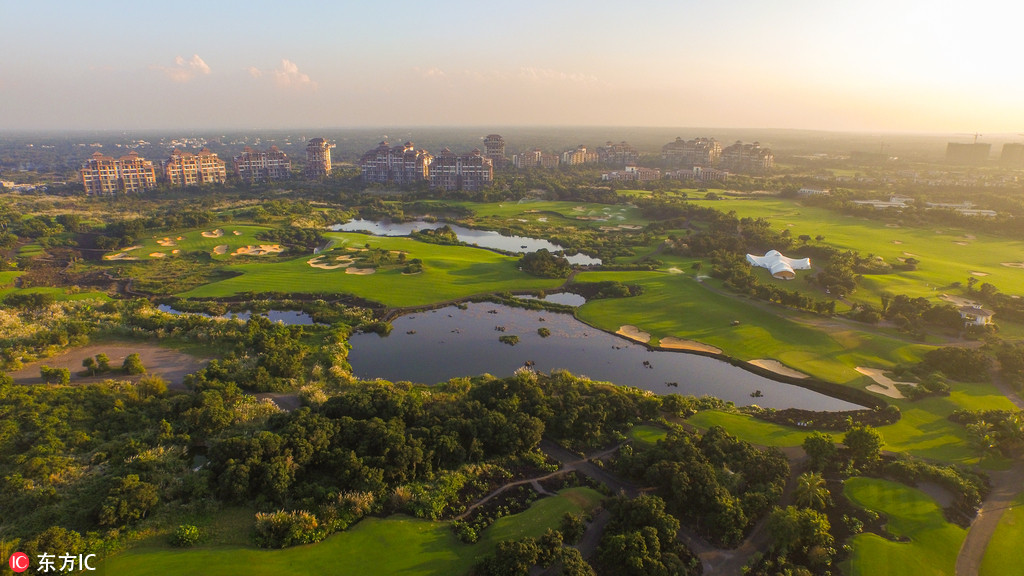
xmin=627 ymin=424 xmax=668 ymax=446
xmin=100 ymin=487 xmax=603 ymax=576
xmin=842 ymin=477 xmax=966 ymax=576
xmin=686 ymin=411 xmax=812 ymax=447
xmin=980 ymin=484 xmax=1024 ymax=576
xmin=0 ymin=270 xmax=23 ymax=287
xmin=0 ymin=285 xmax=111 ymax=301
xmin=450 ymin=199 xmax=649 ymax=228
xmin=104 ymin=224 xmax=275 ymax=261
xmin=181 ymin=232 xmax=562 ymax=306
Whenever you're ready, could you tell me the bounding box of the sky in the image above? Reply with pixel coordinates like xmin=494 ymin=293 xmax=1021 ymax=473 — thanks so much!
xmin=1 ymin=0 xmax=1022 ymax=133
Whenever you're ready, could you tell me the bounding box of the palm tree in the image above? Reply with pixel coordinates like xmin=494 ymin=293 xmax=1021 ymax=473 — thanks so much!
xmin=794 ymin=472 xmax=830 ymax=511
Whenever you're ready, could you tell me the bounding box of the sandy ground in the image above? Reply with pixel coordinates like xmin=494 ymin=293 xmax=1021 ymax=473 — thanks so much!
xmin=172 ymin=249 xmax=180 ymax=254
xmin=345 ymin=267 xmax=376 ymax=275
xmin=970 ymin=271 xmax=990 ymax=277
xmin=892 ymin=240 xmax=903 ymax=244
xmin=104 ymin=245 xmax=142 ymax=260
xmin=213 ymin=244 xmax=229 ymax=255
xmin=149 ymin=252 xmax=166 ymax=258
xmin=749 ymin=359 xmax=809 ymax=379
xmin=954 ymin=241 xmax=969 ymax=246
xmin=856 ymin=366 xmax=916 ymax=399
xmin=7 ymin=342 xmax=209 ymax=390
xmin=616 ymin=325 xmax=651 ymax=343
xmin=157 ymin=238 xmax=176 ymax=247
xmin=659 ymin=337 xmax=722 ymax=354
xmin=666 ymin=267 xmax=683 ymax=274
xmin=201 ymin=229 xmax=224 ymax=238
xmin=308 ymin=255 xmax=354 ymax=270
xmin=1001 ymin=262 xmax=1024 ymax=268
xmin=232 ymin=230 xmax=241 ymax=235
xmin=941 ymin=294 xmax=981 ymax=307
xmin=903 ymin=252 xmax=918 ymax=257
xmin=233 ymin=244 xmax=283 ymax=256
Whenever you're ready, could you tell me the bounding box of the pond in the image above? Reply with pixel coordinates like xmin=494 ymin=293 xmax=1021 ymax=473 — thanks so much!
xmin=157 ymin=305 xmax=319 ymax=325
xmin=347 ymin=302 xmax=861 ymax=411
xmin=516 ymin=292 xmax=588 ymax=307
xmin=330 ymin=219 xmax=602 ymax=266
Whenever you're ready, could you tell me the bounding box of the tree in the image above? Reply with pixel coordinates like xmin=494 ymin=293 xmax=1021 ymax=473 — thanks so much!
xmin=793 ymin=472 xmax=830 ymax=510
xmin=82 ymin=356 xmax=97 ymax=376
xmin=94 ymin=353 xmax=112 ymax=373
xmin=40 ymin=365 xmax=70 ymax=385
xmin=98 ymin=474 xmax=159 ymax=527
xmin=802 ymin=432 xmax=837 ymax=472
xmin=123 ymin=352 xmax=146 ymax=375
xmin=843 ymin=425 xmax=883 ymax=470
xmin=560 ymin=512 xmax=587 ymax=544
xmin=798 ymin=234 xmax=812 ymax=244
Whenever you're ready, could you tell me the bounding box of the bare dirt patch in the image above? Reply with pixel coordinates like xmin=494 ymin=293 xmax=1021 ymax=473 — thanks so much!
xmin=201 ymin=229 xmax=224 ymax=238
xmin=345 ymin=267 xmax=376 ymax=275
xmin=104 ymin=245 xmax=142 ymax=260
xmin=616 ymin=325 xmax=651 ymax=343
xmin=659 ymin=337 xmax=721 ymax=354
xmin=749 ymin=359 xmax=808 ymax=379
xmin=233 ymin=244 xmax=283 ymax=256
xmin=7 ymin=342 xmax=209 ymax=390
xmin=856 ymin=366 xmax=916 ymax=399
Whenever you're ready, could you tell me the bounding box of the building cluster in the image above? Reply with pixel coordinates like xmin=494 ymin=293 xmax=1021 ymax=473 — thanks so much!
xmin=661 ymin=137 xmax=773 ymax=174
xmin=79 ymin=138 xmax=333 ymax=194
xmin=513 ymin=148 xmax=561 ymax=169
xmin=601 ymin=166 xmax=662 ymax=182
xmin=596 ymin=141 xmax=640 ymax=166
xmin=359 ymin=141 xmax=493 ymax=192
xmin=662 ymin=137 xmax=721 ymax=168
xmin=719 ymin=141 xmax=774 ymax=173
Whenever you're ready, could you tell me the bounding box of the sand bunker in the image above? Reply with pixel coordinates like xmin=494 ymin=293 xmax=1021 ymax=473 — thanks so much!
xmin=616 ymin=325 xmax=651 ymax=343
xmin=886 ymin=223 xmax=900 ymax=228
xmin=666 ymin=267 xmax=683 ymax=274
xmin=1001 ymin=262 xmax=1024 ymax=268
xmin=750 ymin=359 xmax=808 ymax=379
xmin=660 ymin=337 xmax=722 ymax=354
xmin=345 ymin=267 xmax=376 ymax=275
xmin=201 ymin=229 xmax=224 ymax=238
xmin=149 ymin=252 xmax=166 ymax=258
xmin=233 ymin=244 xmax=283 ymax=256
xmin=232 ymin=230 xmax=241 ymax=236
xmin=213 ymin=245 xmax=229 ymax=255
xmin=308 ymin=255 xmax=354 ymax=270
xmin=172 ymin=249 xmax=180 ymax=254
xmin=903 ymin=252 xmax=918 ymax=257
xmin=157 ymin=238 xmax=176 ymax=247
xmin=892 ymin=240 xmax=903 ymax=244
xmin=857 ymin=366 xmax=916 ymax=399
xmin=954 ymin=241 xmax=969 ymax=246
xmin=971 ymin=271 xmax=990 ymax=277
xmin=176 ymin=236 xmax=183 ymax=240
xmin=104 ymin=245 xmax=142 ymax=260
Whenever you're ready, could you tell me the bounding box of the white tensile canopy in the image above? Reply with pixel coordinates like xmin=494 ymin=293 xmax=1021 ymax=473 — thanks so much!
xmin=745 ymin=250 xmax=811 ymax=280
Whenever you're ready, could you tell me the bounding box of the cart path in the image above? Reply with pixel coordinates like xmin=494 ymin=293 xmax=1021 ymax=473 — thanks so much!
xmin=956 ymin=459 xmax=1024 ymax=576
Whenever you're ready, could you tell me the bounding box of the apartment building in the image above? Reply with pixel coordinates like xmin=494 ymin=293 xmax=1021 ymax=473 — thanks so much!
xmin=720 ymin=141 xmax=774 ymax=174
xmin=513 ymin=148 xmax=560 ymax=169
xmin=305 ymin=138 xmax=333 ymax=178
xmin=661 ymin=137 xmax=721 ymax=168
xmin=483 ymin=134 xmax=507 ymax=168
xmin=430 ymin=148 xmax=493 ymax=191
xmin=561 ymin=145 xmax=597 ymax=166
xmin=163 ymin=148 xmax=227 ymax=187
xmin=359 ymin=141 xmax=433 ymax=185
xmin=80 ymin=151 xmax=156 ymax=195
xmin=596 ymin=141 xmax=640 ymax=166
xmin=234 ymin=146 xmax=292 ymax=182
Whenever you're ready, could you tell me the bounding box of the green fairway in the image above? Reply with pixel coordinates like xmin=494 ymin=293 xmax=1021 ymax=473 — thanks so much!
xmin=453 ymin=199 xmax=649 ymax=228
xmin=101 ymin=487 xmax=602 ymax=576
xmin=0 ymin=270 xmax=23 ymax=286
xmin=842 ymin=477 xmax=965 ymax=576
xmin=103 ymin=224 xmax=275 ymax=260
xmin=180 ymin=232 xmax=562 ymax=306
xmin=0 ymin=285 xmax=111 ymax=301
xmin=686 ymin=411 xmax=812 ymax=447
xmin=627 ymin=424 xmax=669 ymax=446
xmin=980 ymin=486 xmax=1024 ymax=576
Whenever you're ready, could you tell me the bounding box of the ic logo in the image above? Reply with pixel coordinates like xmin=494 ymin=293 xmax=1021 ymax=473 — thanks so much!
xmin=9 ymin=551 xmax=30 ymax=573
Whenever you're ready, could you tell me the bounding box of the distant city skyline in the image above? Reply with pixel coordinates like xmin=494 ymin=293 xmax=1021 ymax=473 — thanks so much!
xmin=2 ymin=0 xmax=1022 ymax=134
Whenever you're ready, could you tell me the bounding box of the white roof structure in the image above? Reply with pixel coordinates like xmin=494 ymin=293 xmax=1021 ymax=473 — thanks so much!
xmin=746 ymin=250 xmax=811 ymax=280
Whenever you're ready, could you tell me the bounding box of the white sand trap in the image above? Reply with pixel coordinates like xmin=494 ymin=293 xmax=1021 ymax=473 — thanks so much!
xmin=345 ymin=267 xmax=376 ymax=275
xmin=954 ymin=241 xmax=969 ymax=246
xmin=971 ymin=271 xmax=990 ymax=277
xmin=750 ymin=359 xmax=808 ymax=379
xmin=104 ymin=245 xmax=143 ymax=260
xmin=232 ymin=244 xmax=283 ymax=256
xmin=232 ymin=230 xmax=241 ymax=236
xmin=538 ymin=217 xmax=548 ymax=222
xmin=666 ymin=267 xmax=683 ymax=274
xmin=941 ymin=294 xmax=981 ymax=307
xmin=176 ymin=236 xmax=183 ymax=240
xmin=149 ymin=252 xmax=166 ymax=258
xmin=660 ymin=337 xmax=722 ymax=354
xmin=172 ymin=249 xmax=180 ymax=254
xmin=201 ymin=229 xmax=224 ymax=238
xmin=892 ymin=240 xmax=903 ymax=244
xmin=157 ymin=237 xmax=176 ymax=247
xmin=856 ymin=366 xmax=916 ymax=399
xmin=616 ymin=325 xmax=651 ymax=343
xmin=308 ymin=255 xmax=354 ymax=270
xmin=1001 ymin=262 xmax=1024 ymax=268
xmin=213 ymin=245 xmax=229 ymax=255
xmin=903 ymin=252 xmax=918 ymax=257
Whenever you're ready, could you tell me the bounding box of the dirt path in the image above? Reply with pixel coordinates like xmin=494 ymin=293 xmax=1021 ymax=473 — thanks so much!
xmin=956 ymin=460 xmax=1024 ymax=576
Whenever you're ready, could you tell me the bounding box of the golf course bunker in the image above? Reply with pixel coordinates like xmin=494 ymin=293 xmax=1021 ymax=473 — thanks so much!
xmin=202 ymin=229 xmax=224 ymax=238
xmin=617 ymin=325 xmax=651 ymax=343
xmin=105 ymin=245 xmax=142 ymax=260
xmin=345 ymin=267 xmax=376 ymax=275
xmin=1001 ymin=262 xmax=1024 ymax=268
xmin=232 ymin=230 xmax=242 ymax=235
xmin=172 ymin=249 xmax=180 ymax=254
xmin=892 ymin=240 xmax=903 ymax=244
xmin=856 ymin=366 xmax=916 ymax=399
xmin=308 ymin=255 xmax=354 ymax=270
xmin=157 ymin=238 xmax=176 ymax=247
xmin=750 ymin=359 xmax=809 ymax=379
xmin=666 ymin=267 xmax=683 ymax=274
xmin=233 ymin=244 xmax=283 ymax=256
xmin=970 ymin=271 xmax=990 ymax=277
xmin=213 ymin=245 xmax=229 ymax=255
xmin=149 ymin=252 xmax=166 ymax=258
xmin=7 ymin=342 xmax=209 ymax=390
xmin=954 ymin=241 xmax=969 ymax=246
xmin=659 ymin=337 xmax=722 ymax=354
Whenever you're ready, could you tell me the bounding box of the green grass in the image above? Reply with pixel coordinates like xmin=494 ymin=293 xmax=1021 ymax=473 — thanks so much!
xmin=686 ymin=411 xmax=812 ymax=447
xmin=842 ymin=477 xmax=966 ymax=576
xmin=0 ymin=270 xmax=24 ymax=287
xmin=181 ymin=233 xmax=562 ymax=306
xmin=101 ymin=487 xmax=602 ymax=576
xmin=104 ymin=224 xmax=275 ymax=260
xmin=627 ymin=424 xmax=668 ymax=446
xmin=0 ymin=285 xmax=111 ymax=301
xmin=980 ymin=485 xmax=1024 ymax=576
xmin=450 ymin=199 xmax=649 ymax=228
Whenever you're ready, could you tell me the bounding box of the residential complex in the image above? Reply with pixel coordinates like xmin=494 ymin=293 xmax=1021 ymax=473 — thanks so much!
xmin=163 ymin=148 xmax=227 ymax=187
xmin=561 ymin=145 xmax=597 ymax=166
xmin=304 ymin=138 xmax=333 ymax=178
xmin=359 ymin=141 xmax=433 ymax=186
xmin=483 ymin=134 xmax=507 ymax=168
xmin=662 ymin=137 xmax=721 ymax=168
xmin=596 ymin=141 xmax=640 ymax=166
xmin=720 ymin=141 xmax=774 ymax=174
xmin=429 ymin=148 xmax=493 ymax=191
xmin=601 ymin=166 xmax=661 ymax=182
xmin=513 ymin=148 xmax=560 ymax=169
xmin=79 ymin=151 xmax=157 ymax=195
xmin=233 ymin=146 xmax=292 ymax=182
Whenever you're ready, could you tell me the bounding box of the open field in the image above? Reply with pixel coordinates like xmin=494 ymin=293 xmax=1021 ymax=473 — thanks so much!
xmin=103 ymin=225 xmax=275 ymax=261
xmin=980 ymin=485 xmax=1024 ymax=576
xmin=451 ymin=199 xmax=649 ymax=228
xmin=685 ymin=411 xmax=812 ymax=447
xmin=6 ymin=341 xmax=209 ymax=388
xmin=0 ymin=285 xmax=111 ymax=301
xmin=181 ymin=232 xmax=562 ymax=306
xmin=627 ymin=424 xmax=668 ymax=446
xmin=842 ymin=477 xmax=965 ymax=576
xmin=101 ymin=487 xmax=603 ymax=576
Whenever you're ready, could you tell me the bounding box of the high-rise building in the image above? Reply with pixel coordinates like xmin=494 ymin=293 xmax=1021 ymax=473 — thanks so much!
xmin=720 ymin=141 xmax=773 ymax=174
xmin=80 ymin=151 xmax=156 ymax=195
xmin=163 ymin=148 xmax=227 ymax=187
xmin=596 ymin=141 xmax=640 ymax=166
xmin=430 ymin=148 xmax=493 ymax=191
xmin=945 ymin=142 xmax=991 ymax=165
xmin=999 ymin=143 xmax=1024 ymax=168
xmin=234 ymin=146 xmax=291 ymax=182
xmin=305 ymin=138 xmax=333 ymax=178
xmin=360 ymin=141 xmax=433 ymax=185
xmin=560 ymin=145 xmax=596 ymax=166
xmin=483 ymin=134 xmax=507 ymax=168
xmin=661 ymin=137 xmax=721 ymax=168
xmin=513 ymin=148 xmax=560 ymax=169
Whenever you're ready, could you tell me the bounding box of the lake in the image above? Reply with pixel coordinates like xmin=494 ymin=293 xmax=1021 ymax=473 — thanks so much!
xmin=330 ymin=219 xmax=603 ymax=266
xmin=348 ymin=302 xmax=861 ymax=411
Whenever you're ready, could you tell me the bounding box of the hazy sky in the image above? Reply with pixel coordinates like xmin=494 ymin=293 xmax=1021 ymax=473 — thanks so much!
xmin=1 ymin=0 xmax=1021 ymax=133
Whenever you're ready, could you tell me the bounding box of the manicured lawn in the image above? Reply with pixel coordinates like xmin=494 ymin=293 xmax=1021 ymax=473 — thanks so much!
xmin=104 ymin=224 xmax=275 ymax=260
xmin=453 ymin=200 xmax=649 ymax=228
xmin=980 ymin=485 xmax=1024 ymax=576
xmin=100 ymin=487 xmax=602 ymax=576
xmin=180 ymin=233 xmax=562 ymax=306
xmin=0 ymin=270 xmax=23 ymax=287
xmin=842 ymin=477 xmax=966 ymax=576
xmin=0 ymin=285 xmax=111 ymax=301
xmin=686 ymin=411 xmax=811 ymax=447
xmin=627 ymin=424 xmax=669 ymax=446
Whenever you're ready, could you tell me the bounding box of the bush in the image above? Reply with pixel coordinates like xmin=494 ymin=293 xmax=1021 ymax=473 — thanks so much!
xmin=40 ymin=365 xmax=71 ymax=385
xmin=123 ymin=352 xmax=146 ymax=375
xmin=170 ymin=524 xmax=202 ymax=547
xmin=254 ymin=510 xmax=328 ymax=548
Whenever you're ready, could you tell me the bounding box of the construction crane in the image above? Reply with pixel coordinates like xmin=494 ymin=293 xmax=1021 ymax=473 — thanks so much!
xmin=957 ymin=132 xmax=983 ymax=144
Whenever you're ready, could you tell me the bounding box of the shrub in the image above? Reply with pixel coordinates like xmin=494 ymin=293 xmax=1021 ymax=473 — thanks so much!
xmin=253 ymin=510 xmax=328 ymax=548
xmin=123 ymin=353 xmax=146 ymax=375
xmin=170 ymin=524 xmax=202 ymax=547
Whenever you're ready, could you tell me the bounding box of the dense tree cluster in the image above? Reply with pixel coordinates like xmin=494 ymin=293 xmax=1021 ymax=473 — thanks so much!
xmin=595 ymin=495 xmax=701 ymax=576
xmin=519 ymin=249 xmax=572 ymax=278
xmin=255 ymin=227 xmax=324 ymax=251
